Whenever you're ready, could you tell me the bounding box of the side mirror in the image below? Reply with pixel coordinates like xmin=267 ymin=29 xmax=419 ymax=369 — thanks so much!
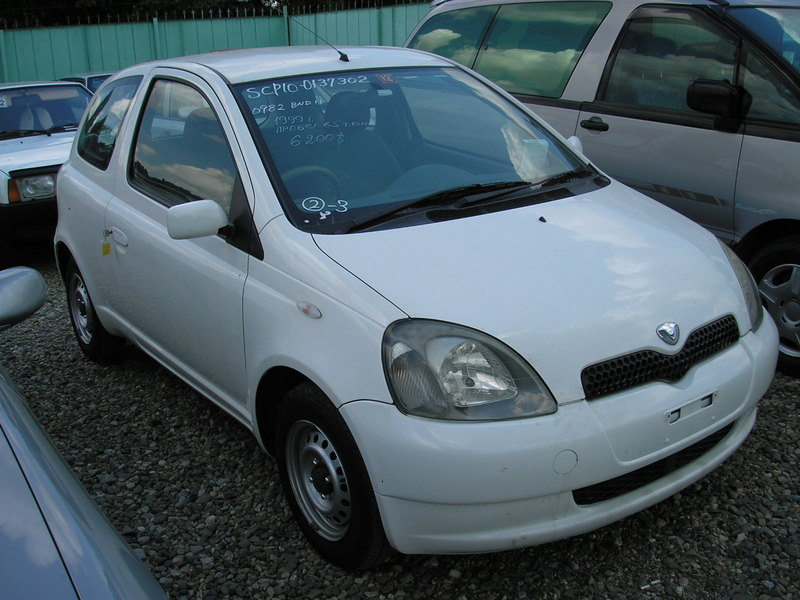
xmin=167 ymin=199 xmax=229 ymax=240
xmin=687 ymin=79 xmax=752 ymax=132
xmin=0 ymin=267 xmax=48 ymax=332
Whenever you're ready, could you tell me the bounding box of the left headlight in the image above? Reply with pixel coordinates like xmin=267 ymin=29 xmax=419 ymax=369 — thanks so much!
xmin=9 ymin=174 xmax=57 ymax=202
xmin=382 ymin=319 xmax=557 ymax=421
xmin=720 ymin=241 xmax=763 ymax=332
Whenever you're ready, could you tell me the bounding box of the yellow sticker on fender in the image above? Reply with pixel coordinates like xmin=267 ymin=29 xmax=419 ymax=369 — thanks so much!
xmin=102 ymin=242 xmax=111 ymax=256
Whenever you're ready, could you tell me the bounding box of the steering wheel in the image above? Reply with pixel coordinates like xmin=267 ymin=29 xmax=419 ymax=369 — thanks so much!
xmin=283 ymin=166 xmax=341 ymax=201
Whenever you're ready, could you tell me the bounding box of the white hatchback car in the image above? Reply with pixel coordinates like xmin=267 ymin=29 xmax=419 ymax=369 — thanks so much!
xmin=54 ymin=46 xmax=777 ymax=569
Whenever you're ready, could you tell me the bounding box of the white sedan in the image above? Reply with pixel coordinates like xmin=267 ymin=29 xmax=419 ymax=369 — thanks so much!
xmin=54 ymin=45 xmax=778 ymax=569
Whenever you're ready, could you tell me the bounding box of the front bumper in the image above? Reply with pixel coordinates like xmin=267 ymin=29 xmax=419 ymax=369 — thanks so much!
xmin=340 ymin=315 xmax=777 ymax=555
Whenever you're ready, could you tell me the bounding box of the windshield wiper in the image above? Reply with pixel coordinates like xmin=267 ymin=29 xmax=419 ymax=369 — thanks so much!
xmin=345 ymin=180 xmax=531 ymax=233
xmin=44 ymin=123 xmax=79 ymax=135
xmin=0 ymin=129 xmax=43 ymax=139
xmin=528 ymin=168 xmax=594 ymax=191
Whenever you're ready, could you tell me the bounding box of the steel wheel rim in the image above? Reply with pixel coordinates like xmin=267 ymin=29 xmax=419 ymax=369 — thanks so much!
xmin=758 ymin=262 xmax=800 ymax=358
xmin=285 ymin=420 xmax=351 ymax=541
xmin=68 ymin=272 xmax=94 ymax=346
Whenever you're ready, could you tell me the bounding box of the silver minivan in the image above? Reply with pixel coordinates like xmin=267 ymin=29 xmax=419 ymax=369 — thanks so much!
xmin=407 ymin=0 xmax=800 ymax=373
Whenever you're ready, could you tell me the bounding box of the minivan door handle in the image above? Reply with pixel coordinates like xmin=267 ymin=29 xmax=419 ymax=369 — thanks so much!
xmin=580 ymin=117 xmax=609 ymax=132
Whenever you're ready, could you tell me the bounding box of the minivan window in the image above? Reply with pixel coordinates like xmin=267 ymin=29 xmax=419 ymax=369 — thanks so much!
xmin=729 ymin=7 xmax=800 ymax=74
xmin=407 ymin=5 xmax=497 ymax=68
xmin=741 ymin=48 xmax=800 ymax=123
xmin=408 ymin=2 xmax=611 ymax=98
xmin=475 ymin=1 xmax=612 ymax=97
xmin=603 ymin=13 xmax=736 ymax=111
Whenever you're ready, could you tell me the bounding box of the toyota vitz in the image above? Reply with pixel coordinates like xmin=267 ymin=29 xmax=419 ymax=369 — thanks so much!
xmin=54 ymin=46 xmax=777 ymax=569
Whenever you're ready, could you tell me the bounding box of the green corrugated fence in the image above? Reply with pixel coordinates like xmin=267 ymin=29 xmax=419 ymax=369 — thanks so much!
xmin=0 ymin=2 xmax=431 ymax=83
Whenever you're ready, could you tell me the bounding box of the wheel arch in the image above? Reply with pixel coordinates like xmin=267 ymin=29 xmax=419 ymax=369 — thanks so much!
xmin=254 ymin=366 xmax=312 ymax=456
xmin=732 ymin=219 xmax=800 ymax=264
xmin=54 ymin=241 xmax=75 ymax=284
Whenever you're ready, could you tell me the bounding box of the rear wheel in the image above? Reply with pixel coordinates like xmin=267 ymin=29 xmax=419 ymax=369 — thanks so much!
xmin=276 ymin=382 xmax=392 ymax=570
xmin=748 ymin=237 xmax=800 ymax=375
xmin=65 ymin=259 xmax=124 ymax=362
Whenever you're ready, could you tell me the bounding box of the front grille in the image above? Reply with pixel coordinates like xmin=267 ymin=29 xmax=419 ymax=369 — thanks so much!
xmin=581 ymin=315 xmax=739 ymax=401
xmin=572 ymin=422 xmax=734 ymax=505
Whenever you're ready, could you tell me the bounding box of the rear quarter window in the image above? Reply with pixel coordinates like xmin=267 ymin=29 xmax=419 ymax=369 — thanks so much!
xmin=77 ymin=76 xmax=142 ymax=170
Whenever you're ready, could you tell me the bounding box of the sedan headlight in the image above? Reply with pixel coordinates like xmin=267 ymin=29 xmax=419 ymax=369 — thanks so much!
xmin=9 ymin=174 xmax=57 ymax=202
xmin=382 ymin=319 xmax=557 ymax=421
xmin=720 ymin=241 xmax=763 ymax=332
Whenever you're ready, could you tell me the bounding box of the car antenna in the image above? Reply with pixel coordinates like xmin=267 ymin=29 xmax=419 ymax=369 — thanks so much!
xmin=289 ymin=15 xmax=349 ymax=62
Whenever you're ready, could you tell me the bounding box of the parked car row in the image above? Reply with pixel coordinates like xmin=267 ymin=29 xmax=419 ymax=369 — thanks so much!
xmin=406 ymin=0 xmax=800 ymax=373
xmin=52 ymin=45 xmax=776 ymax=569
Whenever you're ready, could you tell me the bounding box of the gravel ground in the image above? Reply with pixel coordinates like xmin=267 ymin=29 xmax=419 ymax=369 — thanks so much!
xmin=1 ymin=251 xmax=798 ymax=600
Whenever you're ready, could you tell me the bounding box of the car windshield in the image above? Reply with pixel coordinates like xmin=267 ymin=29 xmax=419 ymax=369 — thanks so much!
xmin=234 ymin=66 xmax=589 ymax=233
xmin=0 ymin=84 xmax=91 ymax=138
xmin=730 ymin=6 xmax=800 ymax=74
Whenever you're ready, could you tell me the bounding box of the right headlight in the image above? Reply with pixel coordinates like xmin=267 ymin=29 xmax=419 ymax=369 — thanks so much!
xmin=720 ymin=242 xmax=763 ymax=332
xmin=382 ymin=319 xmax=557 ymax=421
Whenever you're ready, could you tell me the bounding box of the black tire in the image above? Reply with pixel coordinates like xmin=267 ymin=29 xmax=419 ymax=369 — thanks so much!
xmin=276 ymin=382 xmax=393 ymax=570
xmin=748 ymin=236 xmax=800 ymax=376
xmin=65 ymin=259 xmax=124 ymax=362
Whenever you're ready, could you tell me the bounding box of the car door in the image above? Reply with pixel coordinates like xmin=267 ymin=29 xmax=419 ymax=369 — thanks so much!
xmin=576 ymin=6 xmax=742 ymax=242
xmin=104 ymin=71 xmax=254 ymax=414
xmin=734 ymin=43 xmax=800 ymax=237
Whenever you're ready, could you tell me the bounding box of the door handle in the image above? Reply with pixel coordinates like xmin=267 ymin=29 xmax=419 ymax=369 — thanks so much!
xmin=580 ymin=117 xmax=609 ymax=132
xmin=110 ymin=226 xmax=128 ymax=247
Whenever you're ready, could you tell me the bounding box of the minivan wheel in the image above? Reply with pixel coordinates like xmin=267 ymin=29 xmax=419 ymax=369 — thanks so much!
xmin=65 ymin=259 xmax=124 ymax=362
xmin=748 ymin=237 xmax=800 ymax=375
xmin=276 ymin=382 xmax=392 ymax=570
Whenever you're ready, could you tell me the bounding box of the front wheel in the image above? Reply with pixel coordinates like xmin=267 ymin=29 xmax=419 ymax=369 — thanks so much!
xmin=276 ymin=382 xmax=392 ymax=570
xmin=65 ymin=259 xmax=124 ymax=362
xmin=748 ymin=237 xmax=800 ymax=375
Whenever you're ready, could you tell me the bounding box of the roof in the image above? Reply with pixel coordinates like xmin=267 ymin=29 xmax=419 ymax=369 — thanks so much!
xmin=116 ymin=45 xmax=454 ymax=85
xmin=0 ymin=80 xmax=89 ymax=91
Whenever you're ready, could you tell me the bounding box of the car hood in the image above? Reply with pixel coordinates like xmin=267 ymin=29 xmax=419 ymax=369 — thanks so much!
xmin=312 ymin=182 xmax=748 ymax=403
xmin=0 ymin=132 xmax=74 ymax=174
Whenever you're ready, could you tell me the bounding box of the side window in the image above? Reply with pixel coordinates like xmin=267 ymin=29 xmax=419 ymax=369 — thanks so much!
xmin=742 ymin=49 xmax=800 ymax=124
xmin=77 ymin=76 xmax=142 ymax=170
xmin=603 ymin=12 xmax=736 ymax=111
xmin=130 ymin=79 xmax=237 ymax=213
xmin=473 ymin=2 xmax=612 ymax=97
xmin=407 ymin=6 xmax=497 ymax=69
